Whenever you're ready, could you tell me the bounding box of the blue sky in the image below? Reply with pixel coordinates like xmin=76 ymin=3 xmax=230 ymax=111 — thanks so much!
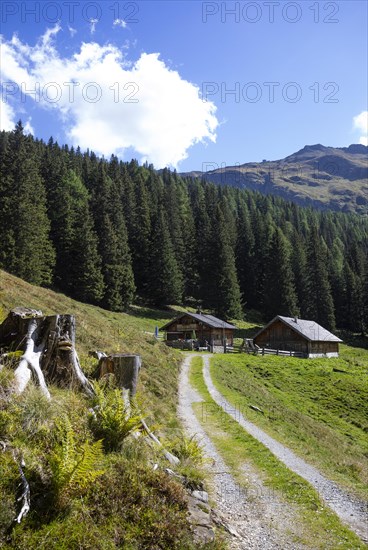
xmin=1 ymin=1 xmax=367 ymax=170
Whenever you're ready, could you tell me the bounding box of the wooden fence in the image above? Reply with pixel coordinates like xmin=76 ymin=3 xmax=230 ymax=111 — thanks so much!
xmin=238 ymin=345 xmax=304 ymax=358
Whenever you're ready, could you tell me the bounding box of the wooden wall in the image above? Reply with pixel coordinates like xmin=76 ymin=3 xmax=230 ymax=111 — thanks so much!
xmin=254 ymin=319 xmax=339 ymax=355
xmin=164 ymin=315 xmax=234 ymax=345
xmin=254 ymin=319 xmax=308 ymax=353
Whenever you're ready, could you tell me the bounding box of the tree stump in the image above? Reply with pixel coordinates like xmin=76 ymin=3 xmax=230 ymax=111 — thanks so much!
xmin=0 ymin=308 xmax=93 ymax=398
xmin=98 ymin=354 xmax=141 ymax=398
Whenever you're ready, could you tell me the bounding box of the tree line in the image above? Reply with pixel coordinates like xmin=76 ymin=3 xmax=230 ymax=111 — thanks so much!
xmin=1 ymin=122 xmax=367 ymax=333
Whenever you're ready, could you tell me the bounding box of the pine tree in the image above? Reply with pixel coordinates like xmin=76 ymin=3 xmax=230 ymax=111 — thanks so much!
xmin=209 ymin=205 xmax=242 ymax=319
xmin=263 ymin=228 xmax=298 ymax=319
xmin=304 ymin=226 xmax=336 ymax=331
xmin=93 ymin=163 xmax=135 ymax=311
xmin=0 ymin=121 xmax=55 ymax=285
xmin=148 ymin=208 xmax=183 ymax=306
xmin=235 ymin=199 xmax=255 ymax=311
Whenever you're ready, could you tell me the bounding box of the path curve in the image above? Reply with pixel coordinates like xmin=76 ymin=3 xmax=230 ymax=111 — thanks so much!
xmin=202 ymin=354 xmax=368 ymax=543
xmin=178 ymin=354 xmax=308 ymax=549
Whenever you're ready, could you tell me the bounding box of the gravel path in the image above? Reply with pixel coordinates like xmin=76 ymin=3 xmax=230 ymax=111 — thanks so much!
xmin=202 ymin=355 xmax=368 ymax=544
xmin=178 ymin=354 xmax=308 ymax=549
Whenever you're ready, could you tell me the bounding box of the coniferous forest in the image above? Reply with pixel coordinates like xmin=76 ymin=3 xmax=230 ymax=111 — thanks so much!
xmin=1 ymin=123 xmax=367 ymax=333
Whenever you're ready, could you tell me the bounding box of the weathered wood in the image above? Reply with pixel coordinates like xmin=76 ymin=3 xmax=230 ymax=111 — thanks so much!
xmin=0 ymin=309 xmax=94 ymax=397
xmin=98 ymin=354 xmax=141 ymax=398
xmin=15 ymin=456 xmax=30 ymax=523
xmin=141 ymin=418 xmax=180 ymax=466
xmin=13 ymin=317 xmax=50 ymax=399
xmin=1 ymin=442 xmax=30 ymax=524
xmin=88 ymin=350 xmax=107 ymax=360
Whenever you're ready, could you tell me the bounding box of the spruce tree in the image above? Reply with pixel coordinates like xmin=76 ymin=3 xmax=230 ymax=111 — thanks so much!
xmin=0 ymin=122 xmax=55 ymax=285
xmin=93 ymin=163 xmax=135 ymax=311
xmin=210 ymin=205 xmax=242 ymax=319
xmin=70 ymin=202 xmax=105 ymax=304
xmin=148 ymin=208 xmax=183 ymax=306
xmin=304 ymin=226 xmax=336 ymax=331
xmin=264 ymin=228 xmax=298 ymax=319
xmin=130 ymin=175 xmax=152 ymax=298
xmin=235 ymin=199 xmax=255 ymax=311
xmin=291 ymin=233 xmax=308 ymax=317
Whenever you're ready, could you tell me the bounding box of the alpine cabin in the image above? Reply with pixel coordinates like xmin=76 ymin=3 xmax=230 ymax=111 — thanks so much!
xmin=253 ymin=316 xmax=342 ymax=358
xmin=160 ymin=312 xmax=237 ymax=351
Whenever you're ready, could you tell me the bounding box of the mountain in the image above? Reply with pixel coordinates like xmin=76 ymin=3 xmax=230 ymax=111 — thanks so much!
xmin=181 ymin=144 xmax=368 ymax=214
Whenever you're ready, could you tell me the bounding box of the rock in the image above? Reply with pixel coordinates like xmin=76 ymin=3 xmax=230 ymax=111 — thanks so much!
xmin=226 ymin=524 xmax=241 ymax=538
xmin=187 ymin=496 xmax=211 ymax=526
xmin=192 ymin=490 xmax=209 ymax=503
xmin=192 ymin=525 xmax=215 ymax=543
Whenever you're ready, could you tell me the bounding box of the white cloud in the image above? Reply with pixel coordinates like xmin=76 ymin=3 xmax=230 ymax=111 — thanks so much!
xmin=23 ymin=118 xmax=34 ymax=135
xmin=353 ymin=111 xmax=368 ymax=146
xmin=0 ymin=27 xmax=218 ymax=167
xmin=89 ymin=19 xmax=99 ymax=35
xmin=68 ymin=26 xmax=77 ymax=37
xmin=113 ymin=18 xmax=127 ymax=29
xmin=0 ymin=99 xmax=33 ymax=134
xmin=0 ymin=99 xmax=16 ymax=131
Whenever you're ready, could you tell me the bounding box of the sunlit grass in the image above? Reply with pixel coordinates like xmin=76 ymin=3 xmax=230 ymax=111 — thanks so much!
xmin=210 ymin=350 xmax=368 ymax=499
xmin=189 ymin=357 xmax=366 ymax=549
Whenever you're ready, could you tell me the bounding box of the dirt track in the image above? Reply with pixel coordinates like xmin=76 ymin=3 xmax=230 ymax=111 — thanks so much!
xmin=178 ymin=354 xmax=308 ymax=549
xmin=178 ymin=354 xmax=368 ymax=547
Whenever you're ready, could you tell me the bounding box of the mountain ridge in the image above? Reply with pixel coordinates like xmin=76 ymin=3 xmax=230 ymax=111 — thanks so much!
xmin=181 ymin=144 xmax=368 ymax=214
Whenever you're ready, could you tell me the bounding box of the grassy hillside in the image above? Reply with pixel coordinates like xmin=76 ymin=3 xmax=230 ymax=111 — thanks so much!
xmin=0 ymin=269 xmax=179 ymax=427
xmin=211 ymin=349 xmax=368 ymax=500
xmin=0 ymin=270 xmax=224 ymax=549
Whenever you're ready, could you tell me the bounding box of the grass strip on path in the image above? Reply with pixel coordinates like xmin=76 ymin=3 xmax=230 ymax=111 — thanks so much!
xmin=189 ymin=356 xmax=366 ymax=550
xmin=210 ymin=352 xmax=368 ymax=500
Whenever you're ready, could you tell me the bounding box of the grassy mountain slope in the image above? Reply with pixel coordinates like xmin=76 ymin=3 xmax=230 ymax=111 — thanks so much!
xmin=181 ymin=144 xmax=368 ymax=214
xmin=0 ymin=269 xmax=178 ymax=427
xmin=0 ymin=270 xmax=225 ymax=549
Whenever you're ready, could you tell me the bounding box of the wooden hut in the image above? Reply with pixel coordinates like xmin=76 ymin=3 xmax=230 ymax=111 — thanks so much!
xmin=253 ymin=316 xmax=342 ymax=358
xmin=160 ymin=312 xmax=236 ymax=351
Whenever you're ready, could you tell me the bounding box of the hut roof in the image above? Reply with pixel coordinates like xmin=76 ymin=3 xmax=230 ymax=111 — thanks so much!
xmin=160 ymin=312 xmax=237 ymax=331
xmin=254 ymin=316 xmax=342 ymax=343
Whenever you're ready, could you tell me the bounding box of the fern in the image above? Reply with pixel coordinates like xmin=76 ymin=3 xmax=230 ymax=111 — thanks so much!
xmin=50 ymin=416 xmax=104 ymax=496
xmin=90 ymin=382 xmax=141 ymax=452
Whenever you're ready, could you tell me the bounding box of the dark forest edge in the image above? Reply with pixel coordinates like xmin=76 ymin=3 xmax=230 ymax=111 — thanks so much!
xmin=0 ymin=122 xmax=367 ymax=334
